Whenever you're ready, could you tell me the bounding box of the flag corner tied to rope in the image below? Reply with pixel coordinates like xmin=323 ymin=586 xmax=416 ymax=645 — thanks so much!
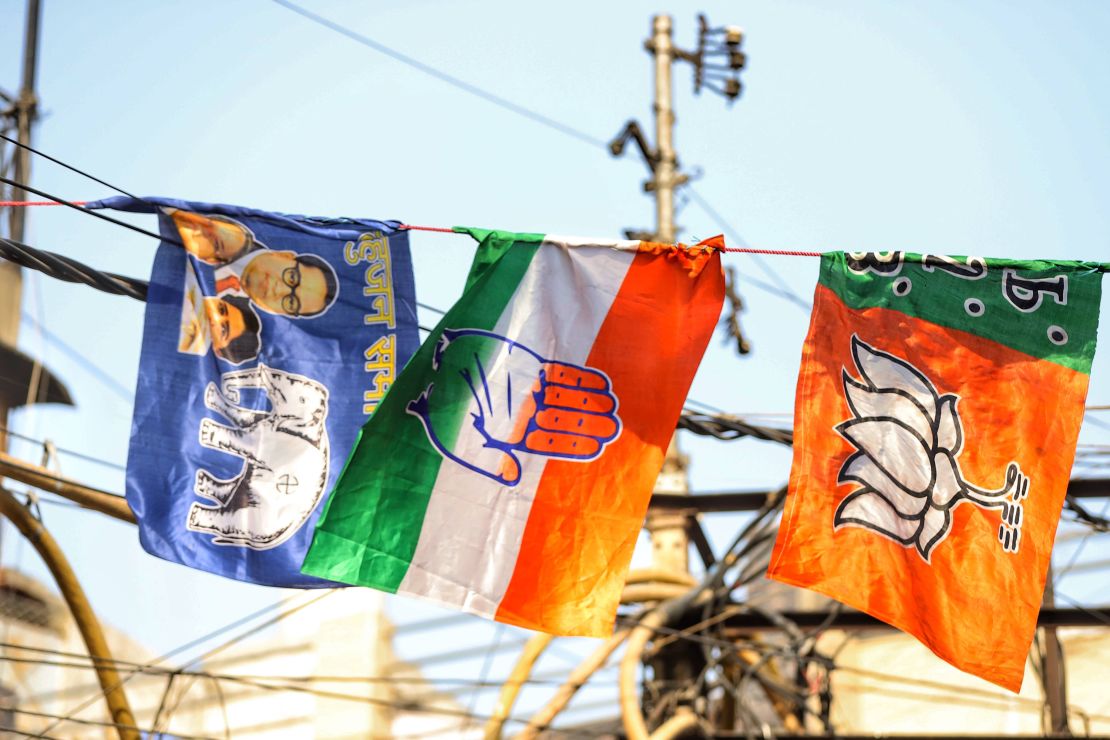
xmin=92 ymin=196 xmax=419 ymax=588
xmin=302 ymin=228 xmax=727 ymax=636
xmin=767 ymin=250 xmax=1104 ymax=692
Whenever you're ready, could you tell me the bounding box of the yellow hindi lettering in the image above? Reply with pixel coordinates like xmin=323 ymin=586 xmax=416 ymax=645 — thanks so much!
xmin=344 ymin=230 xmax=400 ymax=415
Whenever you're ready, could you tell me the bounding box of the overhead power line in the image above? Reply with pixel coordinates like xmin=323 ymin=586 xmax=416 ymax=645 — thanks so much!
xmin=0 ymin=174 xmax=169 ymax=244
xmin=0 ymin=423 xmax=126 ymax=471
xmin=0 ymin=131 xmax=138 ymax=199
xmin=269 ymin=0 xmax=608 ymax=150
xmin=266 ymin=0 xmax=816 ymax=311
xmin=0 ymin=235 xmax=147 ymax=300
xmin=20 ymin=311 xmax=135 ymax=403
xmin=686 ymin=185 xmax=813 ymax=311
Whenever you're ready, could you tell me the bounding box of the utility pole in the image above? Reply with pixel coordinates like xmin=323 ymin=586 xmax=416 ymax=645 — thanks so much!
xmin=0 ymin=0 xmax=42 ymax=451
xmin=1042 ymin=569 xmax=1071 ymax=736
xmin=610 ymin=15 xmax=746 ymax=733
xmin=610 ymin=14 xmax=746 ymax=576
xmin=0 ymin=6 xmax=135 ymax=738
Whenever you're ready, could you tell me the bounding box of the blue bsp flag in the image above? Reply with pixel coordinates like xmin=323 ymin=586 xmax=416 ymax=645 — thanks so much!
xmin=91 ymin=196 xmax=419 ymax=586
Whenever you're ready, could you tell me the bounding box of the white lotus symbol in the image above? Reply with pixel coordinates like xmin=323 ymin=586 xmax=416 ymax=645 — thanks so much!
xmin=834 ymin=335 xmax=1029 ymax=562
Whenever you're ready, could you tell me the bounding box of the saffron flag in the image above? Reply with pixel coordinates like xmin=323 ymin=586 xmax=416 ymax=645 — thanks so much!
xmin=89 ymin=197 xmax=419 ymax=587
xmin=767 ymin=251 xmax=1104 ymax=691
xmin=302 ymin=228 xmax=725 ymax=635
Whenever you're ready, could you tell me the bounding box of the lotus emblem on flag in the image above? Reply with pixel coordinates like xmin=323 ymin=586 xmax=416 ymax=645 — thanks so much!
xmin=834 ymin=335 xmax=1029 ymax=561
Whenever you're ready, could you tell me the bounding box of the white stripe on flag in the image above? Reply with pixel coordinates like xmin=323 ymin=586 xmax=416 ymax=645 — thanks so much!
xmin=396 ymin=242 xmax=635 ymax=617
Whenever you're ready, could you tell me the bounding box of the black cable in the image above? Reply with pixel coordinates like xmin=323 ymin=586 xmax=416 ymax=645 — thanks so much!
xmin=269 ymin=0 xmax=608 ymax=150
xmin=0 ymin=236 xmax=148 ymax=300
xmin=0 ymin=175 xmax=173 ymax=245
xmin=677 ymin=409 xmax=794 ymax=446
xmin=0 ymin=131 xmax=139 ymax=199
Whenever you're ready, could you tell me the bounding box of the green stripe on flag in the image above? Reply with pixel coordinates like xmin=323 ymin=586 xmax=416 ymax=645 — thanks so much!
xmin=301 ymin=230 xmax=544 ymax=589
xmin=821 ymin=252 xmax=1103 ymax=374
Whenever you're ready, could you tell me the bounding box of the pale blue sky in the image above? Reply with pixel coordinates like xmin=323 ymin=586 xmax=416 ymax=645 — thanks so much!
xmin=2 ymin=0 xmax=1109 ymax=726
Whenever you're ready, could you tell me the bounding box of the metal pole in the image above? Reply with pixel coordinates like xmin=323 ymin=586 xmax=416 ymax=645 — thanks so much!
xmin=0 ymin=451 xmax=136 ymax=523
xmin=11 ymin=0 xmax=41 ymax=245
xmin=0 ymin=488 xmax=138 ymax=740
xmin=1041 ymin=570 xmax=1070 ymax=735
xmin=0 ymin=0 xmax=42 ymax=449
xmin=652 ymin=14 xmax=676 ymax=245
xmin=645 ymin=14 xmax=691 ymax=576
xmin=0 ymin=12 xmax=137 ymax=739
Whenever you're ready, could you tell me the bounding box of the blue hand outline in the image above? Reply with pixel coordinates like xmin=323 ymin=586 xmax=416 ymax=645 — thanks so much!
xmin=407 ymin=328 xmax=622 ymax=486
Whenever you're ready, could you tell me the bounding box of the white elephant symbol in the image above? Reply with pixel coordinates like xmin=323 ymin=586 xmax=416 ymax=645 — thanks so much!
xmin=187 ymin=364 xmax=330 ymax=550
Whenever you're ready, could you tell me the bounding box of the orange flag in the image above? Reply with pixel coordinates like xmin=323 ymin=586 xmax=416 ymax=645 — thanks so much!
xmin=767 ymin=251 xmax=1104 ymax=691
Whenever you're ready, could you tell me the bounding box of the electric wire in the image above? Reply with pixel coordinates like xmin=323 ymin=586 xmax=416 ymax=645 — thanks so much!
xmin=0 ymin=235 xmax=147 ymax=300
xmin=264 ymin=0 xmax=816 ymax=305
xmin=0 ymin=131 xmax=139 ymax=199
xmin=0 ymin=175 xmax=173 ymax=245
xmin=0 ymin=647 xmax=588 ymax=689
xmin=35 ymin=591 xmax=327 ymax=737
xmin=20 ymin=310 xmax=135 ymax=403
xmin=149 ymin=590 xmax=339 ymax=736
xmin=1 ymin=231 xmax=795 ymax=443
xmin=268 ymin=0 xmax=609 ymax=150
xmin=686 ymin=185 xmax=814 ymax=311
xmin=2 ymin=706 xmax=220 ymax=740
xmin=0 ymin=424 xmax=126 ymax=471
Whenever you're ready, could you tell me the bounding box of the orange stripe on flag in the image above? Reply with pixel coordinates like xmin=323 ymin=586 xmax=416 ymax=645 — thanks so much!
xmin=494 ymin=250 xmax=725 ymax=636
xmin=768 ymin=284 xmax=1090 ymax=692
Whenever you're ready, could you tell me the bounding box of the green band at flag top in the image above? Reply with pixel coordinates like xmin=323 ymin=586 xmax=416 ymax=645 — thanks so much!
xmin=822 ymin=251 xmax=1103 ymax=373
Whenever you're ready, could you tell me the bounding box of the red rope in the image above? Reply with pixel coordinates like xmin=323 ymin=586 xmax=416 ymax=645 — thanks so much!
xmin=1 ymin=203 xmax=823 ymax=257
xmin=0 ymin=200 xmax=87 ymax=207
xmin=721 ymin=246 xmax=822 ymax=257
xmin=398 ymin=224 xmax=457 ymax=234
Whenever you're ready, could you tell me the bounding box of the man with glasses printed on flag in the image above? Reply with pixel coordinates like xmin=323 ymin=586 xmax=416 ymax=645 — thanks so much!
xmin=170 ymin=209 xmax=340 ymax=319
xmin=215 ymin=250 xmax=339 ymax=319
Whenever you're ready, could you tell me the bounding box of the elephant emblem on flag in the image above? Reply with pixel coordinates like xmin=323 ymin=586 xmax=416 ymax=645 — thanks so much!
xmin=407 ymin=328 xmax=622 ymax=486
xmin=833 ymin=335 xmax=1030 ymax=561
xmin=187 ymin=364 xmax=330 ymax=550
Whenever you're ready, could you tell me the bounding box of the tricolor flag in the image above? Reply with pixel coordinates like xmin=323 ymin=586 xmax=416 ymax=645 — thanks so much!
xmin=302 ymin=228 xmax=725 ymax=635
xmin=768 ymin=251 xmax=1104 ymax=691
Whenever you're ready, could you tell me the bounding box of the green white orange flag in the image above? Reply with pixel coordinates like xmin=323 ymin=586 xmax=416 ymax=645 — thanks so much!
xmin=302 ymin=228 xmax=725 ymax=636
xmin=768 ymin=251 xmax=1104 ymax=691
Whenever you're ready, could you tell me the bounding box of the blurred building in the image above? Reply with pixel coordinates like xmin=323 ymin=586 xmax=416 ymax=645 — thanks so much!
xmin=0 ymin=569 xmax=478 ymax=738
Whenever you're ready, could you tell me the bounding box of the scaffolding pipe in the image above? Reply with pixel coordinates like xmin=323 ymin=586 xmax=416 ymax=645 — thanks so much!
xmin=0 ymin=487 xmax=138 ymax=739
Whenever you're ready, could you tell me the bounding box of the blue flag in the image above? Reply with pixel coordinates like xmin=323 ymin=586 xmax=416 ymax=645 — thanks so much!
xmin=91 ymin=197 xmax=420 ymax=587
